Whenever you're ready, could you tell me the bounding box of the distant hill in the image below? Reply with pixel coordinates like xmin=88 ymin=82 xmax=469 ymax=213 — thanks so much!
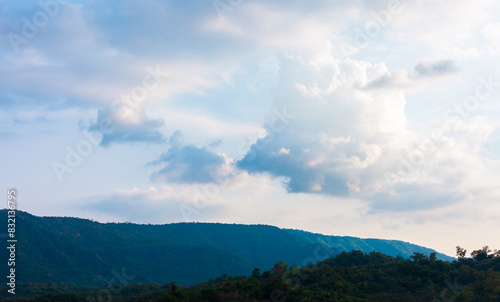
xmin=0 ymin=210 xmax=453 ymax=287
xmin=284 ymin=229 xmax=454 ymax=261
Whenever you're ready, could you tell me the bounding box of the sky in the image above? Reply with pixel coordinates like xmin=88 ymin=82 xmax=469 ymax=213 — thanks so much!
xmin=1 ymin=0 xmax=500 ymax=257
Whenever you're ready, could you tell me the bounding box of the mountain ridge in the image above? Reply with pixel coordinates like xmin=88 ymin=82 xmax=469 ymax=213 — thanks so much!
xmin=1 ymin=209 xmax=454 ymax=287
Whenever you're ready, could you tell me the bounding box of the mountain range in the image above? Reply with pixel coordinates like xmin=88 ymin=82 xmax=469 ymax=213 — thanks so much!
xmin=0 ymin=210 xmax=454 ymax=286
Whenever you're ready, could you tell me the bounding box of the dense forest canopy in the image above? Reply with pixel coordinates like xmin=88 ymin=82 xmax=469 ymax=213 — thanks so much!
xmin=3 ymin=246 xmax=499 ymax=302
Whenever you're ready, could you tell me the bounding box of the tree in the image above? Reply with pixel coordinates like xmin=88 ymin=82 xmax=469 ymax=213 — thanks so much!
xmin=271 ymin=261 xmax=289 ymax=276
xmin=200 ymin=288 xmax=220 ymax=302
xmin=471 ymin=246 xmax=491 ymax=261
xmin=410 ymin=252 xmax=428 ymax=262
xmin=456 ymin=246 xmax=467 ymax=260
xmin=252 ymin=268 xmax=261 ymax=279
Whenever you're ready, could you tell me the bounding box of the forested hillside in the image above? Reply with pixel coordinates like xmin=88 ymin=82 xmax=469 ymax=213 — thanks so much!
xmin=1 ymin=210 xmax=451 ymax=287
xmin=3 ymin=248 xmax=499 ymax=301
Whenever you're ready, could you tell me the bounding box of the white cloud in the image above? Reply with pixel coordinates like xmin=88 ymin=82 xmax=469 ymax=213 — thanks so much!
xmin=236 ymin=54 xmax=500 ymax=216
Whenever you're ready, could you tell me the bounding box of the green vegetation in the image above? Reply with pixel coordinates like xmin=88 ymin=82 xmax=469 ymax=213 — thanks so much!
xmin=3 ymin=247 xmax=499 ymax=301
xmin=0 ymin=210 xmax=452 ymax=287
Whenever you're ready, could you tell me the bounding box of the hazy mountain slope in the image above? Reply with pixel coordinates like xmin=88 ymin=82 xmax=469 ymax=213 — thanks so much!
xmin=284 ymin=229 xmax=455 ymax=261
xmin=3 ymin=211 xmax=255 ymax=285
xmin=1 ymin=210 xmax=454 ymax=287
xmin=121 ymin=222 xmax=329 ymax=270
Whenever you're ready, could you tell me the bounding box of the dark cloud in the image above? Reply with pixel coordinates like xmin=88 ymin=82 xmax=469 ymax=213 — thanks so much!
xmin=88 ymin=108 xmax=166 ymax=147
xmin=237 ymin=139 xmax=350 ymax=195
xmin=150 ymin=131 xmax=226 ymax=184
xmin=207 ymin=138 xmax=222 ymax=148
xmin=363 ymin=73 xmax=401 ymax=90
xmin=365 ymin=59 xmax=459 ymax=90
xmin=414 ymin=59 xmax=459 ymax=77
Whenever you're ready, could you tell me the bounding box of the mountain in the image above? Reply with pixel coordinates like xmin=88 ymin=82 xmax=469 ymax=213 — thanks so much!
xmin=284 ymin=229 xmax=453 ymax=261
xmin=0 ymin=210 xmax=453 ymax=287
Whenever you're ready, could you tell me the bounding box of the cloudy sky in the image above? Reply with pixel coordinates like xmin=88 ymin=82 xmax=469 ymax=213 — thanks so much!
xmin=2 ymin=0 xmax=500 ymax=257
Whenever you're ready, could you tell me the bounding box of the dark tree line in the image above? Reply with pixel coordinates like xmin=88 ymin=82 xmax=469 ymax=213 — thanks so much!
xmin=3 ymin=246 xmax=500 ymax=302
